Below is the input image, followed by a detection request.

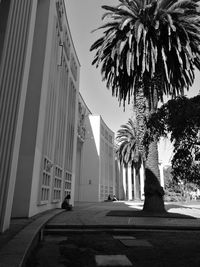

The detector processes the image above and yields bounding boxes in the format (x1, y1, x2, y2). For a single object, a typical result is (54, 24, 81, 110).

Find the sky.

(65, 0, 132, 135)
(65, 0, 200, 164)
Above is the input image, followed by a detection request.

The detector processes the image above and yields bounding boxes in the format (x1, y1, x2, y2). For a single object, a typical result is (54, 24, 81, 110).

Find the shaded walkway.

(1, 201, 200, 266)
(47, 201, 200, 230)
(29, 201, 200, 267)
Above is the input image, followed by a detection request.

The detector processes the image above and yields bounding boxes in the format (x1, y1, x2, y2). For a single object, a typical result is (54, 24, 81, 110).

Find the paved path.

(47, 201, 200, 230)
(1, 201, 200, 267)
(29, 201, 200, 267)
(28, 229, 200, 267)
(0, 209, 63, 267)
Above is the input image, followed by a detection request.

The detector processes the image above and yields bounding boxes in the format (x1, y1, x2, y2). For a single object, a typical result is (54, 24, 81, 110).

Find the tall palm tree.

(90, 0, 200, 211)
(116, 118, 142, 200)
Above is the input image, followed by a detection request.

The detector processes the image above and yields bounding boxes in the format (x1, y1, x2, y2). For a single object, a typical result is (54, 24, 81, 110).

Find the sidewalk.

(30, 201, 200, 267)
(0, 201, 200, 267)
(0, 209, 63, 267)
(47, 201, 200, 230)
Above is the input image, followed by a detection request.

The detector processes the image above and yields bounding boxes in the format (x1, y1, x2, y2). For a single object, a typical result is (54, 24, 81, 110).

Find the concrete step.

(45, 224, 134, 229)
(43, 225, 200, 235)
(43, 227, 151, 235)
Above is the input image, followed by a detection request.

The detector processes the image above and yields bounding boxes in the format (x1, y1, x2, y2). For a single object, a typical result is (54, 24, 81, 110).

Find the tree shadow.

(106, 209, 196, 219)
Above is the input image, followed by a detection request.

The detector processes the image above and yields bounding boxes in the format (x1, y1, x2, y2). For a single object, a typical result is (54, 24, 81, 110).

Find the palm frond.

(90, 0, 200, 108)
(116, 118, 143, 166)
(91, 22, 118, 34)
(101, 5, 121, 13)
(169, 0, 198, 11)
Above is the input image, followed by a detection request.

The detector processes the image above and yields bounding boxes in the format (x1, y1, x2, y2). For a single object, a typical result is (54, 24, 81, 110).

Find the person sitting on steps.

(61, 193, 72, 210)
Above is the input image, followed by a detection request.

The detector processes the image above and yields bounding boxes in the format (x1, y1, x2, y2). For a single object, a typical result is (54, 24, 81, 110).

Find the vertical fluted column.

(127, 165, 133, 200)
(140, 162, 145, 200)
(159, 163, 165, 188)
(133, 168, 137, 200)
(122, 166, 126, 200)
(0, 0, 33, 232)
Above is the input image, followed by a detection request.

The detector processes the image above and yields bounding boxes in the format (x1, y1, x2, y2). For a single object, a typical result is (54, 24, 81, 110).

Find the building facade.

(115, 162, 145, 201)
(115, 161, 165, 201)
(75, 94, 116, 202)
(0, 0, 80, 232)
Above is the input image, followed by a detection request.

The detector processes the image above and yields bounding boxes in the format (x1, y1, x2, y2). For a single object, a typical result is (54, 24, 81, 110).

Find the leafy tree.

(171, 132, 200, 186)
(147, 95, 200, 186)
(163, 165, 173, 187)
(90, 0, 200, 212)
(116, 118, 141, 199)
(163, 165, 183, 202)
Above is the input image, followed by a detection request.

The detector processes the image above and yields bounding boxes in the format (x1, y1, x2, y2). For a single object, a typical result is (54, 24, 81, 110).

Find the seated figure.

(61, 194, 72, 210)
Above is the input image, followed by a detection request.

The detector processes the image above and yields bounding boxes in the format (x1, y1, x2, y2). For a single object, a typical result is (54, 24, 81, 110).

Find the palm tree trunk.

(135, 78, 165, 212)
(134, 165, 141, 200)
(146, 140, 160, 179)
(143, 140, 165, 212)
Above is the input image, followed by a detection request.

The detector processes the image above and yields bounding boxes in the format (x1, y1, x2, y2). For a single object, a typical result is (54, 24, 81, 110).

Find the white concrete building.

(114, 136, 170, 201)
(75, 94, 115, 202)
(115, 160, 165, 201)
(115, 162, 145, 201)
(0, 0, 80, 232)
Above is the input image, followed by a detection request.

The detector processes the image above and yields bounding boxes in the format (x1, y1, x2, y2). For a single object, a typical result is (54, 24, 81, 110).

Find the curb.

(0, 209, 64, 267)
(45, 224, 200, 232)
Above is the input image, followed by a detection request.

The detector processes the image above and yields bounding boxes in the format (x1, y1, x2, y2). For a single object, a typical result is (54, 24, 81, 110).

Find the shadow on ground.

(106, 207, 196, 219)
(26, 231, 200, 267)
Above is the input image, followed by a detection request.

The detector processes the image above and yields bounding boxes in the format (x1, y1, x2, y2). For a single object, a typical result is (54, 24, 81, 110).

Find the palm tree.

(116, 118, 142, 200)
(90, 0, 200, 212)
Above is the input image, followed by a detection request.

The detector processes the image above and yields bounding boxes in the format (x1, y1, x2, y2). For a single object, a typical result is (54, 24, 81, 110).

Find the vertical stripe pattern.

(0, 0, 32, 229)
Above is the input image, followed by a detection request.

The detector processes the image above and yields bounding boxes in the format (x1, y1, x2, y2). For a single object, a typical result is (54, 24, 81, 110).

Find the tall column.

(140, 162, 145, 200)
(11, 0, 51, 218)
(122, 166, 127, 200)
(74, 140, 83, 201)
(0, 0, 37, 232)
(127, 165, 133, 200)
(70, 82, 79, 206)
(159, 162, 165, 188)
(118, 161, 124, 200)
(133, 168, 136, 200)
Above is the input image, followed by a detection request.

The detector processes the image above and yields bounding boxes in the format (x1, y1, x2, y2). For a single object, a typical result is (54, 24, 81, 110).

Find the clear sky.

(65, 0, 132, 135)
(65, 0, 200, 164)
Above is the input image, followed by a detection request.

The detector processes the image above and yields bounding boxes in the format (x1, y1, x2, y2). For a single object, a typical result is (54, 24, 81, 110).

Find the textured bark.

(135, 78, 165, 212)
(135, 80, 146, 158)
(134, 165, 141, 200)
(143, 142, 165, 212)
(146, 140, 160, 181)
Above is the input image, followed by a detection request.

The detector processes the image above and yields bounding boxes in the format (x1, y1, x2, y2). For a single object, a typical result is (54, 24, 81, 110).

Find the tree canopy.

(90, 0, 200, 107)
(146, 94, 200, 185)
(116, 118, 143, 168)
(90, 0, 200, 211)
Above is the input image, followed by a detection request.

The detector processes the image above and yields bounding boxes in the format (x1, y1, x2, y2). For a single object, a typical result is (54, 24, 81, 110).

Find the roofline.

(79, 92, 92, 114)
(63, 1, 81, 67)
(100, 116, 114, 135)
(79, 93, 114, 135)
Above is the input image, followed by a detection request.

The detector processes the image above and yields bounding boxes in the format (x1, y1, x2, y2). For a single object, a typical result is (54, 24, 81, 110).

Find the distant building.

(0, 0, 80, 232)
(75, 94, 115, 202)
